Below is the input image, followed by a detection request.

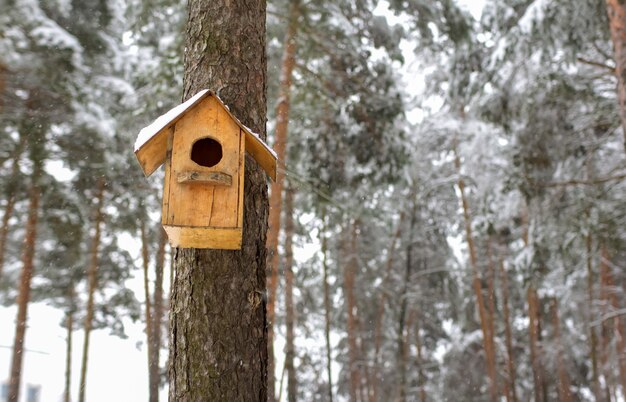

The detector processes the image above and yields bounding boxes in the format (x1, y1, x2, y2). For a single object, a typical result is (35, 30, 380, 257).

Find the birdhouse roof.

(134, 90, 277, 180)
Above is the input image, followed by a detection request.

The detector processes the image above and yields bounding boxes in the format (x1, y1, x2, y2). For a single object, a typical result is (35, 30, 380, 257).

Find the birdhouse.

(134, 90, 277, 249)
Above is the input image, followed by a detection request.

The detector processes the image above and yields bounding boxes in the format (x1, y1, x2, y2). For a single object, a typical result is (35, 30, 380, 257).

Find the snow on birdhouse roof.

(134, 89, 277, 180)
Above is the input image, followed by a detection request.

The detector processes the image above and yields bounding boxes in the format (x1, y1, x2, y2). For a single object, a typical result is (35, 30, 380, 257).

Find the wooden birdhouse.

(134, 90, 277, 249)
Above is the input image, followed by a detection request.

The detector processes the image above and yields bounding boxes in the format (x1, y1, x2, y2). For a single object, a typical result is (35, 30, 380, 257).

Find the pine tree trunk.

(606, 0, 626, 153)
(64, 285, 75, 402)
(498, 258, 518, 402)
(586, 232, 603, 401)
(528, 286, 546, 402)
(7, 160, 41, 402)
(266, 2, 300, 398)
(284, 186, 297, 402)
(453, 142, 498, 402)
(344, 220, 360, 402)
(0, 136, 26, 282)
(320, 208, 334, 402)
(141, 221, 154, 401)
(414, 314, 426, 402)
(169, 1, 269, 400)
(150, 227, 167, 402)
(599, 266, 614, 402)
(551, 298, 573, 402)
(78, 177, 105, 402)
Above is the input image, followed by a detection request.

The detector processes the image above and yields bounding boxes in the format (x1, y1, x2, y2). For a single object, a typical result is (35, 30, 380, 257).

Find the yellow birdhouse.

(134, 90, 277, 249)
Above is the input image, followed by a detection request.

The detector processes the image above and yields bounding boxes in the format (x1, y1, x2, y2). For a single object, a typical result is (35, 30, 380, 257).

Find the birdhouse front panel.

(162, 96, 245, 249)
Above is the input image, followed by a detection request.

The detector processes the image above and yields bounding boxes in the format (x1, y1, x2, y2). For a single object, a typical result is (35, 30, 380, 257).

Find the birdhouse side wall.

(162, 97, 245, 230)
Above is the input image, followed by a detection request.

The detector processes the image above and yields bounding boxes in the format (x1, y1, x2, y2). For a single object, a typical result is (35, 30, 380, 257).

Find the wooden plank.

(135, 128, 168, 177)
(177, 171, 232, 186)
(161, 128, 174, 225)
(237, 130, 245, 227)
(163, 225, 242, 249)
(244, 132, 277, 181)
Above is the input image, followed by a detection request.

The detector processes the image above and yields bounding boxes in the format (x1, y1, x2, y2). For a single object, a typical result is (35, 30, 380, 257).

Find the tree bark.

(586, 232, 602, 401)
(7, 160, 41, 402)
(150, 227, 167, 402)
(551, 298, 573, 402)
(266, 2, 300, 398)
(169, 1, 269, 400)
(528, 286, 546, 402)
(64, 285, 75, 402)
(344, 220, 360, 402)
(605, 0, 626, 153)
(78, 177, 105, 402)
(284, 186, 297, 402)
(498, 259, 518, 402)
(320, 207, 334, 402)
(141, 221, 154, 401)
(414, 313, 427, 402)
(453, 141, 498, 402)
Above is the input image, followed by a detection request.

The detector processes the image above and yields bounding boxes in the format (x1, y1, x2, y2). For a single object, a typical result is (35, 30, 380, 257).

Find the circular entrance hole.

(191, 137, 223, 168)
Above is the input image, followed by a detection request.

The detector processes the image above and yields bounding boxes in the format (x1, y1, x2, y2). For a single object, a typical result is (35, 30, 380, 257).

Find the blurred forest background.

(2, 0, 626, 401)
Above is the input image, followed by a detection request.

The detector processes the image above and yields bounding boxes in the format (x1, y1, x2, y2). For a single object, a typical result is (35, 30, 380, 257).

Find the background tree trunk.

(499, 259, 518, 402)
(168, 1, 269, 400)
(149, 228, 167, 402)
(605, 0, 626, 153)
(344, 220, 360, 402)
(320, 208, 334, 402)
(78, 177, 105, 402)
(284, 186, 297, 402)
(64, 285, 75, 402)
(266, 1, 300, 398)
(7, 160, 41, 402)
(141, 221, 154, 401)
(551, 298, 573, 402)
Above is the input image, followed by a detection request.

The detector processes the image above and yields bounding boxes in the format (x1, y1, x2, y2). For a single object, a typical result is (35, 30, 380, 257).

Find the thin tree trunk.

(586, 232, 602, 401)
(528, 286, 546, 402)
(284, 186, 297, 402)
(78, 177, 105, 402)
(0, 136, 26, 282)
(7, 161, 41, 402)
(64, 284, 75, 402)
(141, 221, 154, 401)
(414, 313, 426, 402)
(169, 1, 269, 399)
(344, 220, 360, 402)
(266, 2, 300, 399)
(599, 265, 614, 402)
(551, 298, 573, 402)
(149, 227, 167, 402)
(605, 0, 626, 153)
(320, 207, 334, 402)
(498, 258, 518, 402)
(453, 141, 498, 402)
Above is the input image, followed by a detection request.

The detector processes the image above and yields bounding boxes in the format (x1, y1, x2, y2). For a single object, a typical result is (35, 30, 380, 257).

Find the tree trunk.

(78, 177, 105, 402)
(7, 160, 41, 402)
(528, 286, 546, 402)
(150, 227, 167, 402)
(284, 186, 297, 402)
(64, 285, 75, 402)
(498, 258, 518, 402)
(0, 136, 26, 282)
(586, 232, 602, 401)
(605, 0, 626, 153)
(344, 220, 360, 402)
(551, 298, 573, 402)
(169, 1, 269, 400)
(414, 313, 427, 402)
(453, 141, 498, 402)
(266, 2, 300, 398)
(599, 265, 614, 402)
(320, 207, 334, 402)
(141, 220, 156, 402)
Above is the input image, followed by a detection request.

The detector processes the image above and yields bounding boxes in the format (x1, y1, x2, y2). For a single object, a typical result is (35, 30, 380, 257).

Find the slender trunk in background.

(396, 202, 416, 402)
(498, 259, 518, 402)
(599, 266, 614, 402)
(344, 220, 360, 402)
(149, 228, 167, 402)
(486, 238, 497, 358)
(284, 186, 297, 402)
(0, 136, 26, 282)
(585, 232, 602, 401)
(320, 208, 334, 402)
(605, 0, 626, 153)
(7, 160, 41, 402)
(551, 298, 573, 402)
(528, 286, 546, 402)
(266, 2, 300, 398)
(64, 285, 75, 402)
(354, 316, 371, 402)
(453, 141, 498, 402)
(414, 313, 427, 402)
(372, 210, 405, 402)
(601, 246, 626, 394)
(169, 1, 269, 399)
(140, 221, 154, 400)
(78, 177, 105, 402)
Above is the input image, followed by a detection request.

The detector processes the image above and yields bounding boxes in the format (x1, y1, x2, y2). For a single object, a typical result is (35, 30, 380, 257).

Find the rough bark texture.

(320, 209, 334, 402)
(78, 177, 105, 402)
(344, 220, 360, 402)
(284, 186, 297, 402)
(7, 163, 40, 402)
(265, 2, 299, 398)
(169, 1, 269, 400)
(606, 0, 626, 153)
(150, 228, 167, 402)
(454, 142, 498, 402)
